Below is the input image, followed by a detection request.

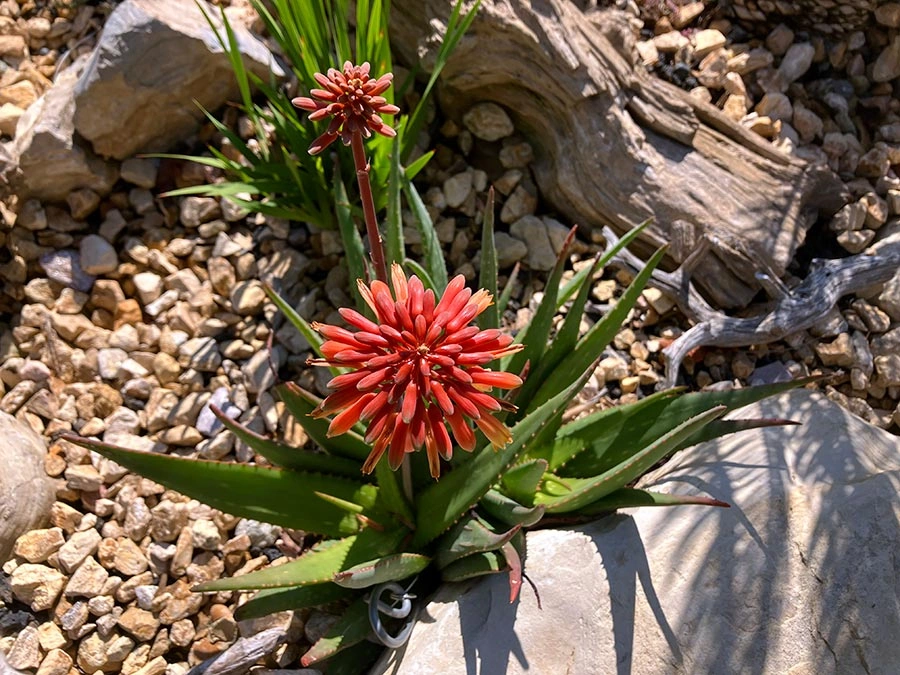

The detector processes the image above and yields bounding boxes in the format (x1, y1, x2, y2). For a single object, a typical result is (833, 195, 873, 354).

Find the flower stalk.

(350, 130, 388, 282)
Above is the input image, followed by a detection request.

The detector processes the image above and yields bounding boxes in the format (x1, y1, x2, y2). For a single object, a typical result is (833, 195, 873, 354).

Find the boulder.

(0, 412, 56, 563)
(371, 390, 900, 674)
(73, 0, 283, 159)
(3, 58, 118, 203)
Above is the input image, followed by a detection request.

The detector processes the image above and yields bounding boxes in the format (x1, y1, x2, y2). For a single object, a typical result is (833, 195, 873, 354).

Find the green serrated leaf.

(333, 553, 431, 589)
(276, 382, 370, 461)
(559, 377, 814, 478)
(535, 406, 728, 513)
(434, 515, 520, 569)
(263, 286, 342, 378)
(334, 169, 370, 312)
(385, 131, 404, 266)
(234, 583, 354, 621)
(301, 595, 371, 667)
(323, 639, 384, 675)
(504, 227, 577, 382)
(62, 434, 375, 538)
(527, 245, 667, 413)
(500, 459, 547, 505)
(572, 487, 730, 516)
(441, 550, 505, 583)
(212, 407, 365, 477)
(478, 187, 499, 330)
(195, 527, 406, 592)
(403, 176, 448, 292)
(479, 489, 546, 528)
(374, 455, 414, 524)
(412, 363, 595, 547)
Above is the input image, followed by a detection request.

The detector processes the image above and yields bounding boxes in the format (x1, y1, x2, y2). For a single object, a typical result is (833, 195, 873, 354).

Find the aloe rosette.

(64, 213, 802, 670)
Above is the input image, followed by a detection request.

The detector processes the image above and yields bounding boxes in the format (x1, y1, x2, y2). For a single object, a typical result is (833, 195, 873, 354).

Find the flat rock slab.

(371, 390, 900, 674)
(0, 412, 56, 562)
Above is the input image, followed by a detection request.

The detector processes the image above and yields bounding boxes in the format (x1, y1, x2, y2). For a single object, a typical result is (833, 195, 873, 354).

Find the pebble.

(493, 231, 528, 269)
(179, 197, 221, 228)
(65, 556, 109, 599)
(118, 606, 160, 642)
(10, 563, 65, 611)
(36, 649, 73, 675)
(13, 527, 65, 563)
(462, 102, 514, 141)
(873, 35, 900, 83)
(443, 171, 473, 208)
(191, 519, 222, 551)
(231, 280, 267, 315)
(120, 158, 158, 188)
(39, 250, 96, 293)
(57, 528, 102, 573)
(6, 624, 41, 670)
(114, 538, 149, 576)
(178, 337, 221, 372)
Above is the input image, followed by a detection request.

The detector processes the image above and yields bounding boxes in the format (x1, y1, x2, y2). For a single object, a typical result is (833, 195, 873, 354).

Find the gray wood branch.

(604, 224, 900, 388)
(390, 0, 846, 308)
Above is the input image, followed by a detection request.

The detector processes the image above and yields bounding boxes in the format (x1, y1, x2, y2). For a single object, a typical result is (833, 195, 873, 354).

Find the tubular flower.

(309, 264, 524, 479)
(292, 61, 400, 155)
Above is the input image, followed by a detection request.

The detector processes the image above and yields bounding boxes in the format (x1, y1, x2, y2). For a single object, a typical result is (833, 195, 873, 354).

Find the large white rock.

(371, 390, 900, 674)
(0, 412, 56, 562)
(73, 0, 283, 159)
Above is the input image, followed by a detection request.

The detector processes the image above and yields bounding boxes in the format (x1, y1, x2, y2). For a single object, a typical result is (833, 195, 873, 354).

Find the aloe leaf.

(403, 258, 438, 293)
(684, 417, 800, 447)
(333, 553, 431, 589)
(441, 550, 505, 583)
(334, 170, 370, 312)
(497, 262, 520, 317)
(276, 382, 370, 461)
(479, 489, 546, 528)
(374, 457, 414, 524)
(301, 595, 371, 667)
(572, 487, 730, 516)
(434, 516, 520, 569)
(62, 434, 373, 538)
(195, 528, 406, 591)
(504, 227, 577, 379)
(412, 364, 595, 547)
(559, 377, 814, 478)
(478, 187, 499, 330)
(262, 285, 343, 378)
(525, 388, 682, 471)
(503, 531, 525, 603)
(385, 131, 404, 266)
(528, 245, 667, 413)
(404, 150, 434, 180)
(234, 584, 354, 621)
(323, 640, 384, 675)
(211, 406, 365, 477)
(535, 406, 728, 513)
(403, 176, 448, 292)
(499, 459, 547, 506)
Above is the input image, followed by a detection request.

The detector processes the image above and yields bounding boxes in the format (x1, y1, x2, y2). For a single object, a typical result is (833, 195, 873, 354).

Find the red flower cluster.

(310, 265, 523, 478)
(292, 61, 400, 155)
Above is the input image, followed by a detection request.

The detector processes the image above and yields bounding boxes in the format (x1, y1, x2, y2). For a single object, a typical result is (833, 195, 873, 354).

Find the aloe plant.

(63, 215, 802, 668)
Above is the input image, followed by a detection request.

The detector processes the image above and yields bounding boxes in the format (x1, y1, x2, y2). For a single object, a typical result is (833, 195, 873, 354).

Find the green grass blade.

(478, 188, 499, 329)
(572, 488, 730, 517)
(62, 434, 374, 538)
(404, 150, 434, 180)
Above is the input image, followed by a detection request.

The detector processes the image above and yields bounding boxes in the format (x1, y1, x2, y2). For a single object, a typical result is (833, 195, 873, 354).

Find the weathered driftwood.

(605, 226, 900, 388)
(390, 0, 845, 308)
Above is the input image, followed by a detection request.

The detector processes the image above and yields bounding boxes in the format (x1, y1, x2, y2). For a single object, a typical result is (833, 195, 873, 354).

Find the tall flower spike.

(309, 265, 524, 479)
(292, 61, 400, 155)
